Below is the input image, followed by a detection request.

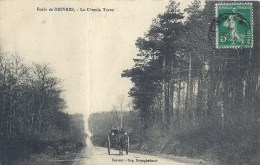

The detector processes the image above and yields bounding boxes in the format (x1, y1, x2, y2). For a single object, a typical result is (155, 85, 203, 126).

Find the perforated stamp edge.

(215, 2, 254, 49)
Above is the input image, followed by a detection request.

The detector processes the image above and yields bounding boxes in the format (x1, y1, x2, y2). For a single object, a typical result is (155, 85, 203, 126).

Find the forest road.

(71, 139, 209, 165)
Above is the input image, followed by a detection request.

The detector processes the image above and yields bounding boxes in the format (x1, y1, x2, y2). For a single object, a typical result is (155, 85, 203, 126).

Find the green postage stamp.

(216, 3, 253, 49)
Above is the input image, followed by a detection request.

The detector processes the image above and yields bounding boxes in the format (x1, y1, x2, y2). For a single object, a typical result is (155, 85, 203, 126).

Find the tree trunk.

(162, 55, 166, 126)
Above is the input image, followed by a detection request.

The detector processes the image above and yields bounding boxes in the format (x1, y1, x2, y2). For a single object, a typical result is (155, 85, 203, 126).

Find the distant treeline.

(0, 51, 87, 165)
(88, 111, 141, 147)
(91, 1, 259, 165)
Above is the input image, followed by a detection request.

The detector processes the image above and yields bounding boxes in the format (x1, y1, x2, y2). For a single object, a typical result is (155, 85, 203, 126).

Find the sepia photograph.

(0, 0, 259, 164)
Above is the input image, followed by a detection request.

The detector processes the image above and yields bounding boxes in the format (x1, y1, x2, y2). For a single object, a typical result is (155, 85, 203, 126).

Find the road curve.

(72, 139, 208, 165)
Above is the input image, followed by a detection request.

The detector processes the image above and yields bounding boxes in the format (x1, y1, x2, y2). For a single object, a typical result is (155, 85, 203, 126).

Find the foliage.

(121, 1, 260, 164)
(0, 51, 87, 165)
(88, 111, 141, 149)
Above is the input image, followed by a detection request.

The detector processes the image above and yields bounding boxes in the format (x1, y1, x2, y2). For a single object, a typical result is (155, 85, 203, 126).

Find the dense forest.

(122, 0, 259, 164)
(90, 1, 260, 165)
(0, 50, 87, 165)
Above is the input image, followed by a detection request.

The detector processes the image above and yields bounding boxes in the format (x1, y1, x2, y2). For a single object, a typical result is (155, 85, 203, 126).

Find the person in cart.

(108, 127, 129, 155)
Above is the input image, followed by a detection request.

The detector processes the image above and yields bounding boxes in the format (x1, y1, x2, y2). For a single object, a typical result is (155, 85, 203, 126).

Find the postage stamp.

(216, 3, 253, 49)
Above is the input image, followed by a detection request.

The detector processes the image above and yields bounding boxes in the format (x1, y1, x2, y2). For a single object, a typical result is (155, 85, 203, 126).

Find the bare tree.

(117, 95, 125, 129)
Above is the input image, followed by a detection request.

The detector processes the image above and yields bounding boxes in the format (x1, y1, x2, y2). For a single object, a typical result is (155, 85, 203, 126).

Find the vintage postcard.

(0, 0, 259, 165)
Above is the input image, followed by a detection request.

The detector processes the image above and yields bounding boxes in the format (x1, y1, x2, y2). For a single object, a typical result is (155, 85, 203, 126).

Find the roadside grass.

(13, 150, 82, 165)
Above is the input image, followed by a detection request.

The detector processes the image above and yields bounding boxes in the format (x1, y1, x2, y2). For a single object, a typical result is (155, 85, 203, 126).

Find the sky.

(0, 0, 195, 127)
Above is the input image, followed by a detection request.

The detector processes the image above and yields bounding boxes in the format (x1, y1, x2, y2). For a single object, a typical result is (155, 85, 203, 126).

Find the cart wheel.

(119, 148, 123, 155)
(108, 136, 111, 155)
(126, 136, 129, 155)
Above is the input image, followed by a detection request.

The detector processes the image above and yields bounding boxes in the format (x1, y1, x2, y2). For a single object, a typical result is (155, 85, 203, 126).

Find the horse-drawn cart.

(107, 128, 129, 155)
